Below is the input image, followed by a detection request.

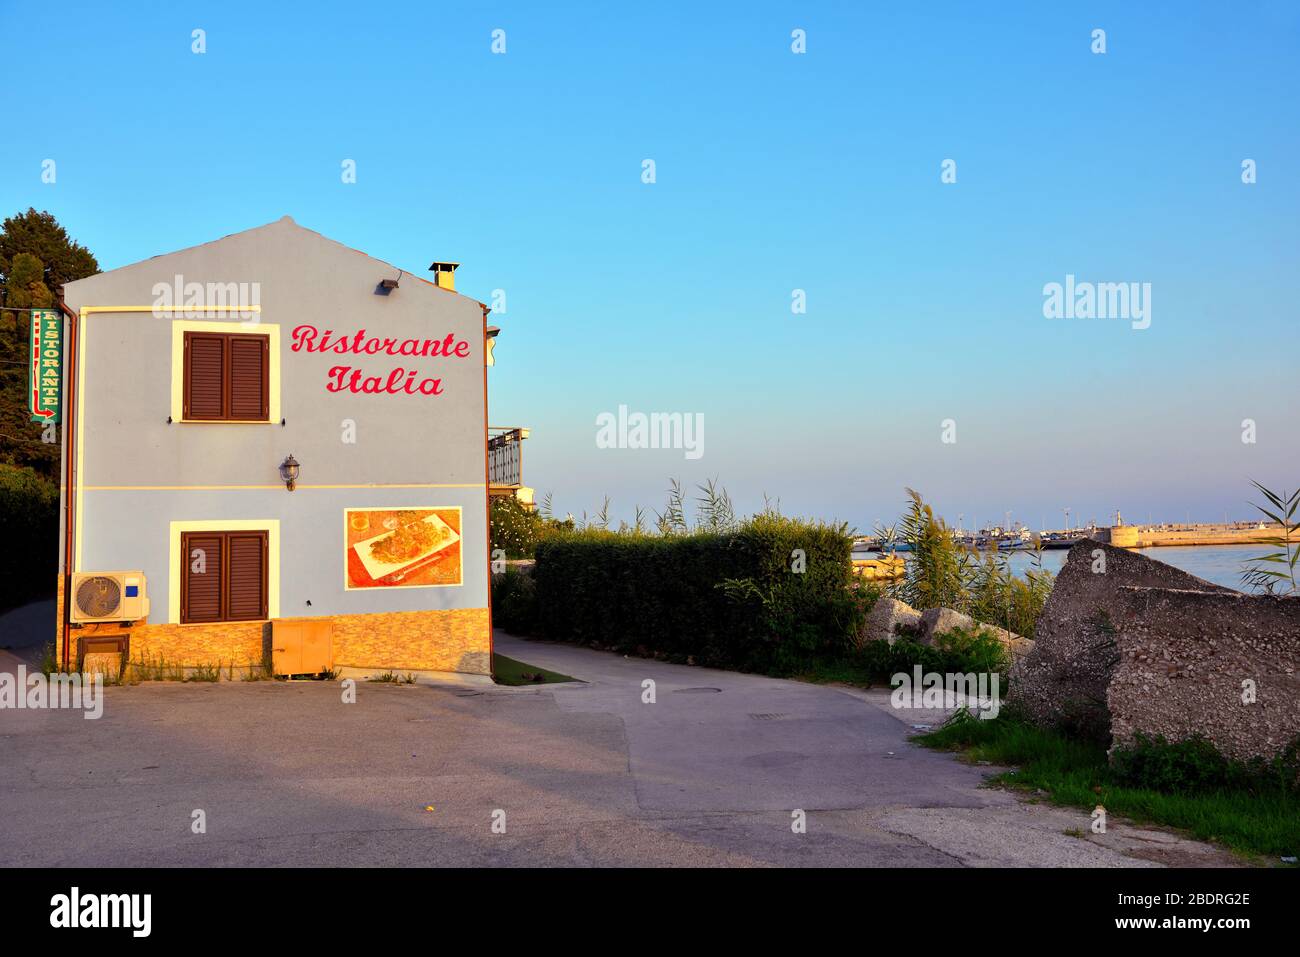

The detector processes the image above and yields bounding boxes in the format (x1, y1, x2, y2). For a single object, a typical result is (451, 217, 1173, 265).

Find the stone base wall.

(128, 620, 268, 670)
(329, 607, 490, 675)
(59, 594, 491, 677)
(54, 578, 64, 656)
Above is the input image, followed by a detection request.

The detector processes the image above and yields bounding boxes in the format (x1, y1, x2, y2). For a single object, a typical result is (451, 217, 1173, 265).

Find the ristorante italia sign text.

(29, 310, 62, 422)
(290, 325, 471, 395)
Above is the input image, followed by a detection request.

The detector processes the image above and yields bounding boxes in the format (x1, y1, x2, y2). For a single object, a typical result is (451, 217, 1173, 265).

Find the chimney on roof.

(429, 261, 459, 292)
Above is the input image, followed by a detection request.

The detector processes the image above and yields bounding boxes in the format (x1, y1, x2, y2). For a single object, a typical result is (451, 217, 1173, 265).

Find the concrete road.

(0, 629, 1236, 867)
(0, 599, 53, 664)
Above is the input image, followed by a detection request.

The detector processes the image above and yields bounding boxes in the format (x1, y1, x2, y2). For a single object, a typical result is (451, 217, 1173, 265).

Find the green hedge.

(524, 514, 862, 673)
(0, 464, 59, 610)
(492, 566, 538, 635)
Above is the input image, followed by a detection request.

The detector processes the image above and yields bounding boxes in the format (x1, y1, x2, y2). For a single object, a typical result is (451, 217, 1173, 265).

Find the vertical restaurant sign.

(28, 309, 61, 423)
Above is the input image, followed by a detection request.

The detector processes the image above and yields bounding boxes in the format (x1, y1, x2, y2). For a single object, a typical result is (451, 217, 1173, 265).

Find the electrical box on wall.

(272, 619, 333, 676)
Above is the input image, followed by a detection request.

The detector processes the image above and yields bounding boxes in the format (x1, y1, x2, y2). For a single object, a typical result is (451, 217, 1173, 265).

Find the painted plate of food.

(351, 511, 461, 584)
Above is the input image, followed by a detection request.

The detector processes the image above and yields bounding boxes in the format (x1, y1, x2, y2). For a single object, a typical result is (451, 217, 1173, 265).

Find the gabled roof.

(66, 215, 488, 310)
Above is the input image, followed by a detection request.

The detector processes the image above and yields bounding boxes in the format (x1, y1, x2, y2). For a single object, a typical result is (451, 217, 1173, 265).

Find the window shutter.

(229, 336, 268, 420)
(182, 533, 224, 623)
(226, 532, 268, 620)
(185, 334, 226, 420)
(183, 332, 269, 421)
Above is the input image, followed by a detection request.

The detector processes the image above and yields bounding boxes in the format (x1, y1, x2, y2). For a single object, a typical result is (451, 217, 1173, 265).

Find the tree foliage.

(0, 208, 99, 299)
(5, 253, 53, 309)
(0, 464, 59, 609)
(0, 209, 99, 481)
(490, 495, 545, 559)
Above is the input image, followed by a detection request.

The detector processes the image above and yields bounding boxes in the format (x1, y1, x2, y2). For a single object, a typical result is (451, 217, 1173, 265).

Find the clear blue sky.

(4, 1, 1297, 532)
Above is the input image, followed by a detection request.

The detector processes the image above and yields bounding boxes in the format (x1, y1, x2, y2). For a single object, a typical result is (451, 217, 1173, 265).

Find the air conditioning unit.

(69, 571, 150, 624)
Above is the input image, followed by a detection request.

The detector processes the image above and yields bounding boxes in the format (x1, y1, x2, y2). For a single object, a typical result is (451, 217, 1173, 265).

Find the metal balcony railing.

(487, 426, 529, 488)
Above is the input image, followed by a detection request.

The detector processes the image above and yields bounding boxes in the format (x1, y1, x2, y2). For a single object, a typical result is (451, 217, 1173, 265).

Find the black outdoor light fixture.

(279, 454, 300, 491)
(380, 277, 399, 290)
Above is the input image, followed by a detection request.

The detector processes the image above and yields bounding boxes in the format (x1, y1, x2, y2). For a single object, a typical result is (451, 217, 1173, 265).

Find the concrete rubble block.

(860, 597, 922, 646)
(1003, 634, 1036, 661)
(918, 607, 1034, 660)
(1008, 538, 1300, 762)
(1104, 585, 1300, 762)
(919, 607, 976, 645)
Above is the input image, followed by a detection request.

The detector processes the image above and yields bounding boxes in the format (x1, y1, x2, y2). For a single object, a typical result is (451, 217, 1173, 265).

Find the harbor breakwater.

(1103, 524, 1280, 549)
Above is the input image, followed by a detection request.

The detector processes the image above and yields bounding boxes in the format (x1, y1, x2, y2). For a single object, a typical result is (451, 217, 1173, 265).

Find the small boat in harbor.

(1039, 533, 1087, 550)
(852, 537, 913, 553)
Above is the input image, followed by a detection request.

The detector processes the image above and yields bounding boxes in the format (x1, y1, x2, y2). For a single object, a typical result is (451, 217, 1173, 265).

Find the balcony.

(487, 426, 533, 507)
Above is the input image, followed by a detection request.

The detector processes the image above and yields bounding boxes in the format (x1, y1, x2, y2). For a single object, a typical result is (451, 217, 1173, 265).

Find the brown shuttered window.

(183, 332, 269, 421)
(181, 533, 224, 623)
(186, 336, 225, 419)
(226, 533, 267, 620)
(181, 530, 268, 624)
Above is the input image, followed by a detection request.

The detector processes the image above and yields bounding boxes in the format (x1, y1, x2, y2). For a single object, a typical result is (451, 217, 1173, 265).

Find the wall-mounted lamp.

(376, 272, 402, 296)
(279, 454, 301, 491)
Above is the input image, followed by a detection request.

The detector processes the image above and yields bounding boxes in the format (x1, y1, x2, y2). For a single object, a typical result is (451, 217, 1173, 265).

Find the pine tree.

(0, 210, 99, 480)
(0, 208, 99, 304)
(5, 253, 54, 308)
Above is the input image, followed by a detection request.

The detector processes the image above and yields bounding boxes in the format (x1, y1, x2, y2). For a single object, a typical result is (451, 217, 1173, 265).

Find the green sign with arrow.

(28, 309, 62, 423)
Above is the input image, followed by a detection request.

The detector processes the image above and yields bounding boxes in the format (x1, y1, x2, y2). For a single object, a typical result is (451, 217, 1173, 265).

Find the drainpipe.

(53, 302, 258, 669)
(54, 297, 78, 671)
(481, 303, 494, 677)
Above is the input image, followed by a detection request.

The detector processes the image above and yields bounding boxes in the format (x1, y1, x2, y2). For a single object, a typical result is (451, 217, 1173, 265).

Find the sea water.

(853, 543, 1276, 592)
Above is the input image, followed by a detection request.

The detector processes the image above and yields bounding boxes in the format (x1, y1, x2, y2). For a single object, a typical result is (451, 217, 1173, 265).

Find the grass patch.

(791, 632, 1012, 691)
(790, 656, 883, 688)
(492, 653, 576, 686)
(185, 663, 222, 683)
(920, 709, 1300, 860)
(236, 658, 273, 681)
(240, 662, 268, 682)
(122, 656, 274, 682)
(39, 641, 59, 676)
(124, 654, 186, 682)
(367, 671, 416, 684)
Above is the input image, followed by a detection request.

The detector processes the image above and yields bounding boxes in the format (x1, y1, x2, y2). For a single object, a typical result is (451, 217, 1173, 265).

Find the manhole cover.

(672, 687, 722, 694)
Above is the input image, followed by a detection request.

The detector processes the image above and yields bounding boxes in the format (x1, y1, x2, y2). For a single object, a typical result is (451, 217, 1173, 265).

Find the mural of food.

(344, 508, 462, 589)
